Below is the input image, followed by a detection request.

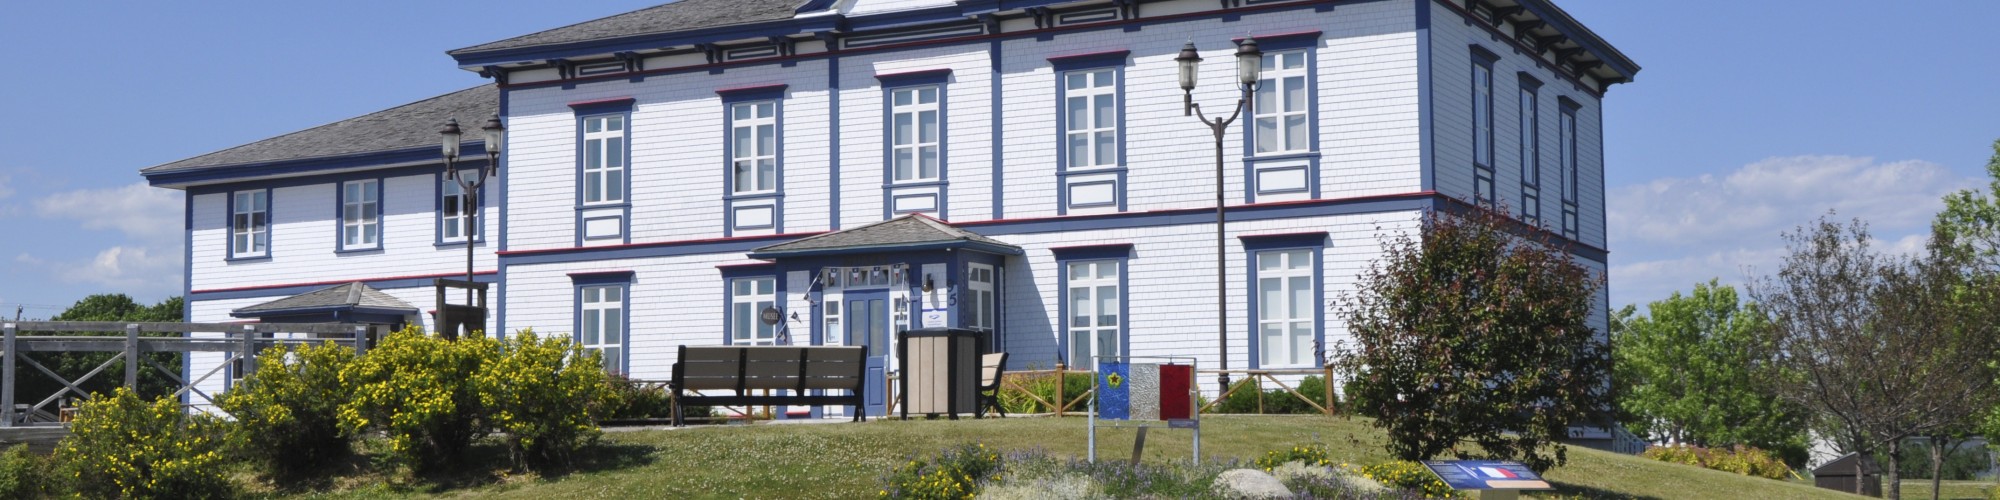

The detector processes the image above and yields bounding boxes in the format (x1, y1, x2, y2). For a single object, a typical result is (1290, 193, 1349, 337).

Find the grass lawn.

(1894, 479, 1997, 500)
(290, 415, 1891, 499)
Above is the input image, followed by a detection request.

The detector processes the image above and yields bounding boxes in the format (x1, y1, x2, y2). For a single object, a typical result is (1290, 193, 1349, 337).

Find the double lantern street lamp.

(440, 115, 506, 305)
(1176, 37, 1262, 396)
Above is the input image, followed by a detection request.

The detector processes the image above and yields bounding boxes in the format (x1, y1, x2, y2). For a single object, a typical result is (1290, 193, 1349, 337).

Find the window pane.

(1096, 285, 1118, 326)
(733, 126, 752, 158)
(1290, 276, 1312, 320)
(919, 87, 936, 104)
(1070, 288, 1090, 327)
(364, 224, 377, 244)
(1292, 322, 1314, 366)
(1093, 95, 1114, 129)
(1255, 117, 1277, 153)
(1067, 96, 1088, 130)
(733, 280, 750, 296)
(920, 146, 938, 179)
(607, 170, 624, 200)
(758, 124, 775, 156)
(587, 119, 602, 133)
(757, 278, 773, 294)
(1071, 336, 1091, 368)
(894, 113, 912, 145)
(1285, 115, 1307, 151)
(1283, 77, 1305, 112)
(1260, 278, 1281, 320)
(602, 348, 620, 372)
(1066, 72, 1087, 90)
(1255, 84, 1276, 114)
(1068, 133, 1089, 167)
(894, 90, 912, 106)
(586, 141, 602, 169)
(894, 149, 913, 180)
(605, 287, 621, 302)
(734, 161, 753, 191)
(584, 312, 601, 345)
(585, 174, 602, 202)
(607, 116, 623, 131)
(733, 104, 750, 120)
(608, 137, 624, 168)
(1095, 131, 1115, 166)
(1093, 70, 1113, 88)
(1284, 52, 1303, 69)
(758, 102, 774, 118)
(919, 111, 937, 143)
(1287, 250, 1312, 269)
(1099, 262, 1118, 279)
(1096, 330, 1117, 362)
(1068, 263, 1087, 280)
(758, 159, 776, 190)
(733, 303, 750, 339)
(1261, 324, 1283, 364)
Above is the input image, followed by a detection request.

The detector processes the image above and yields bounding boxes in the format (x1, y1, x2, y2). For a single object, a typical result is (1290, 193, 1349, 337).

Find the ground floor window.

(1255, 249, 1317, 367)
(1065, 260, 1120, 370)
(579, 285, 624, 372)
(967, 263, 997, 349)
(731, 277, 777, 345)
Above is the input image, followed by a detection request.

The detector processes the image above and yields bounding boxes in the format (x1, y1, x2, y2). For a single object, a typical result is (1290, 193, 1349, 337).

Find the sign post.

(1087, 355, 1200, 464)
(1420, 460, 1553, 500)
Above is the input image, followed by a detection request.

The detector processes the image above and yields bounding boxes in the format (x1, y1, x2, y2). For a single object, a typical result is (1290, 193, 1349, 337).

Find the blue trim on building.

(989, 38, 1005, 220)
(224, 188, 272, 261)
(181, 192, 194, 407)
(1416, 0, 1433, 192)
(879, 73, 950, 220)
(1240, 234, 1327, 370)
(720, 87, 788, 236)
(145, 144, 481, 187)
(575, 106, 635, 245)
(571, 272, 633, 374)
(334, 178, 385, 253)
(1238, 34, 1322, 204)
(190, 273, 498, 301)
(749, 239, 1023, 260)
(1049, 243, 1132, 261)
(497, 88, 510, 336)
(1051, 51, 1129, 215)
(828, 54, 843, 230)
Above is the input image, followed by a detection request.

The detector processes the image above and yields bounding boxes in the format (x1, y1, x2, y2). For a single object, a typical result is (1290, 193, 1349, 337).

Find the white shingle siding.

(187, 174, 496, 291)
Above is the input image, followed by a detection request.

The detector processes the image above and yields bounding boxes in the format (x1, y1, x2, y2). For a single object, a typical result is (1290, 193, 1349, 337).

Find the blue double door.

(845, 291, 893, 416)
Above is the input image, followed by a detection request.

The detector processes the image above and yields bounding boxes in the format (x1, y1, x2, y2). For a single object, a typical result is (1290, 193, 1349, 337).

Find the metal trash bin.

(898, 328, 983, 419)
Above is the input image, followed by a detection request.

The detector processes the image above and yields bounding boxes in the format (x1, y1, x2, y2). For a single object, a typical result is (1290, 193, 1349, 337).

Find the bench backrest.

(676, 345, 868, 393)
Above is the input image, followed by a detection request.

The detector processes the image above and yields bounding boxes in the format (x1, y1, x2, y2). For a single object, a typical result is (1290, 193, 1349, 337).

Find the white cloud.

(33, 182, 181, 244)
(63, 246, 179, 291)
(1607, 155, 1979, 308)
(0, 174, 14, 200)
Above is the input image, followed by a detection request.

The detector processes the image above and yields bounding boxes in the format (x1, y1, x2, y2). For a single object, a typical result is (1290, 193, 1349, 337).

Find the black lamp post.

(1176, 37, 1262, 397)
(440, 115, 504, 308)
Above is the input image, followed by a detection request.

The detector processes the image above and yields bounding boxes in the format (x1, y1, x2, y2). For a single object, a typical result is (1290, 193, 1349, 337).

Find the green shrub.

(1641, 444, 1793, 480)
(996, 370, 1092, 414)
(218, 340, 358, 478)
(1341, 377, 1378, 418)
(0, 444, 56, 499)
(1255, 442, 1335, 470)
(473, 329, 614, 471)
(340, 326, 498, 472)
(880, 442, 1001, 499)
(55, 388, 232, 500)
(601, 375, 714, 421)
(1357, 460, 1461, 498)
(1214, 376, 1332, 414)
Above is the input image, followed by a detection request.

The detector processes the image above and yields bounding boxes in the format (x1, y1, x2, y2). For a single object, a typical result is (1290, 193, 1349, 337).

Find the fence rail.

(0, 321, 374, 427)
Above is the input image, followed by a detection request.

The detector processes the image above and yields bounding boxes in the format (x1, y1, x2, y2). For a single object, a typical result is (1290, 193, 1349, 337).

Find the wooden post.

(1054, 363, 1066, 417)
(1323, 366, 1336, 416)
(3, 323, 15, 428)
(239, 326, 257, 380)
(1255, 375, 1264, 414)
(124, 324, 140, 390)
(352, 326, 369, 357)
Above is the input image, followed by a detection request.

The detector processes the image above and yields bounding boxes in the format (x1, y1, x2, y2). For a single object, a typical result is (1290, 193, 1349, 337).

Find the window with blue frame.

(1050, 50, 1129, 214)
(1065, 260, 1120, 371)
(1470, 46, 1498, 208)
(1242, 233, 1324, 369)
(1253, 50, 1310, 154)
(730, 277, 777, 345)
(1559, 97, 1580, 238)
(572, 271, 632, 373)
(440, 179, 477, 242)
(581, 115, 626, 205)
(1065, 69, 1118, 170)
(339, 179, 380, 250)
(890, 86, 941, 183)
(230, 190, 269, 259)
(731, 101, 780, 194)
(1518, 74, 1542, 224)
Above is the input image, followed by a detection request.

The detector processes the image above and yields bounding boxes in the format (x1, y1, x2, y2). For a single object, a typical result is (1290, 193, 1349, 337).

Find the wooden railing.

(1197, 367, 1339, 416)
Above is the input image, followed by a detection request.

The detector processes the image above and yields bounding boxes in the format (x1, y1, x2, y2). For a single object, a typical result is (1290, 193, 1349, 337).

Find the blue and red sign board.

(1420, 460, 1551, 490)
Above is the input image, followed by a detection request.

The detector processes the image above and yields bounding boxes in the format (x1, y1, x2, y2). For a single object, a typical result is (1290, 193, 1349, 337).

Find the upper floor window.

(1065, 69, 1118, 169)
(730, 277, 777, 346)
(230, 190, 268, 259)
(441, 180, 476, 242)
(340, 180, 380, 250)
(582, 115, 626, 204)
(1518, 76, 1542, 224)
(1253, 51, 1309, 154)
(890, 86, 941, 182)
(1472, 61, 1494, 168)
(1559, 102, 1579, 203)
(731, 101, 779, 194)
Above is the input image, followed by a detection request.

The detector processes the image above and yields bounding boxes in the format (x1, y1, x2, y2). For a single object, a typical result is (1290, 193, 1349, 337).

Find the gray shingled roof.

(143, 84, 498, 174)
(753, 214, 1021, 256)
(232, 282, 418, 317)
(450, 0, 802, 55)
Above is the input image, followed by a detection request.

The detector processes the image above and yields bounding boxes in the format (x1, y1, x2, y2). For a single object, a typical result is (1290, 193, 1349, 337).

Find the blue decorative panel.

(1099, 361, 1131, 420)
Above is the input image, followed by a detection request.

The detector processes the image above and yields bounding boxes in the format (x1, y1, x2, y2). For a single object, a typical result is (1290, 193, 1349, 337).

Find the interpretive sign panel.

(1421, 460, 1551, 490)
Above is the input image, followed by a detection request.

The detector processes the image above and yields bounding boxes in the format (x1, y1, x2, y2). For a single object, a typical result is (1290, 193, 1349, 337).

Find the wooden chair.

(975, 352, 1009, 418)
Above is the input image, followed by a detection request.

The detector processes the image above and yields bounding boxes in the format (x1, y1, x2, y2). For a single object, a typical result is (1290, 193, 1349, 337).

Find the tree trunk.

(1886, 439, 1901, 500)
(1854, 447, 1866, 496)
(1929, 435, 1943, 500)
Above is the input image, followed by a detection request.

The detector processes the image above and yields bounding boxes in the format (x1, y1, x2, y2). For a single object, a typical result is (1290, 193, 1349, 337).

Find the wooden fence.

(0, 321, 372, 427)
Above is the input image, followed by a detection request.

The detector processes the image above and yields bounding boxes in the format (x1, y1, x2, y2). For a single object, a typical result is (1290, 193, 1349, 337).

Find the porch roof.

(748, 214, 1023, 259)
(230, 282, 419, 318)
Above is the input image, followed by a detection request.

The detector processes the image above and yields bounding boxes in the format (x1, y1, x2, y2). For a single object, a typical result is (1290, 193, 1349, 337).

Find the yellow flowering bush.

(218, 340, 357, 477)
(1254, 443, 1335, 469)
(473, 329, 614, 471)
(339, 326, 498, 472)
(1356, 461, 1462, 498)
(54, 388, 232, 499)
(880, 442, 1001, 499)
(1640, 444, 1792, 480)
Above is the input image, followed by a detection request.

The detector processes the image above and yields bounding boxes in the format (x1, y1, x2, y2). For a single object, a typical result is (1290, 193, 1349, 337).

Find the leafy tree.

(1611, 280, 1809, 466)
(17, 294, 185, 406)
(1931, 138, 2000, 490)
(1750, 216, 2000, 499)
(1335, 208, 1610, 473)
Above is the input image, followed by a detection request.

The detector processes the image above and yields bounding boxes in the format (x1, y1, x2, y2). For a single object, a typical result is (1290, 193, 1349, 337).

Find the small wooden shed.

(1812, 452, 1882, 497)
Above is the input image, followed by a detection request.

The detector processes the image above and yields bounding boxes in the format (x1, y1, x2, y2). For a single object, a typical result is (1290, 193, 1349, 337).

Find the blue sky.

(0, 1, 1995, 317)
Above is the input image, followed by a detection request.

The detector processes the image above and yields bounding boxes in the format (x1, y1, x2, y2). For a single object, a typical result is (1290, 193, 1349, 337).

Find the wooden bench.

(670, 345, 869, 426)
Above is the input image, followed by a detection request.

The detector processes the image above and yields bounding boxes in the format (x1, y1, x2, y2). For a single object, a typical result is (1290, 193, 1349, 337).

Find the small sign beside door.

(760, 306, 782, 325)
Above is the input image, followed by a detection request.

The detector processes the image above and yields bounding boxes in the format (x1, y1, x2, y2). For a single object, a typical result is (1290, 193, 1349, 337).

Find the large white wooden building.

(143, 0, 1637, 416)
